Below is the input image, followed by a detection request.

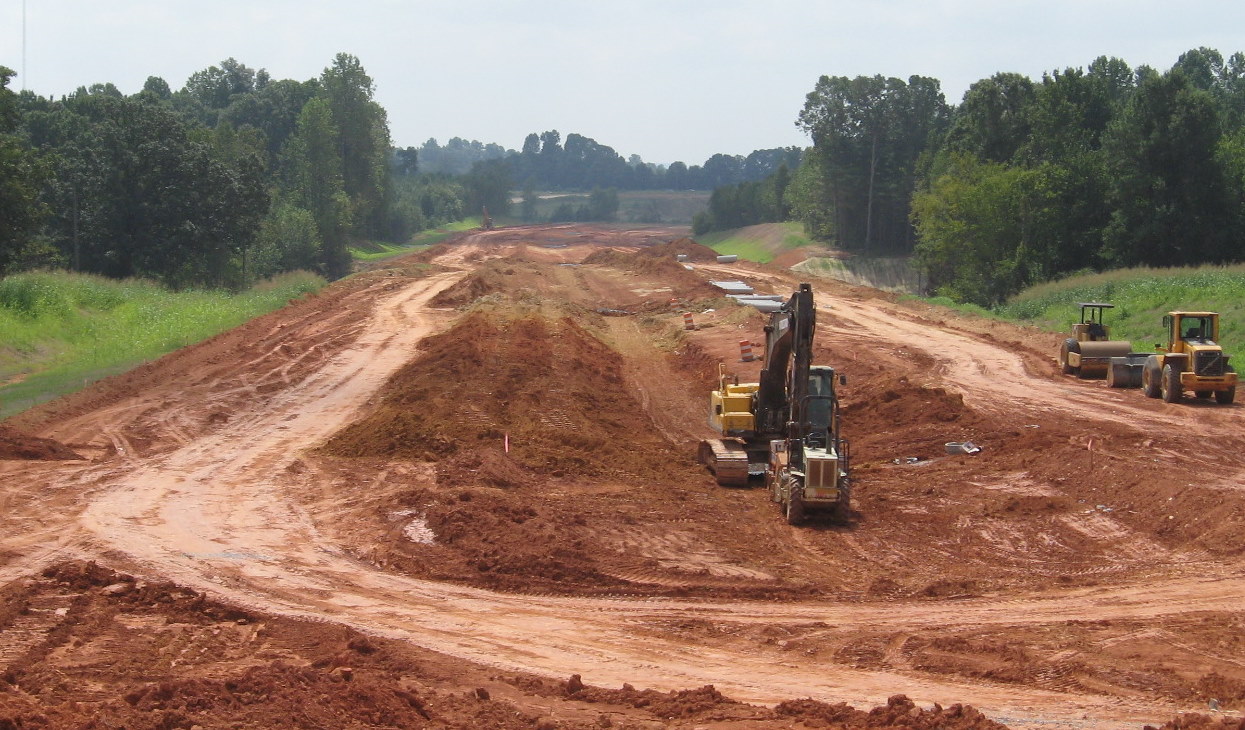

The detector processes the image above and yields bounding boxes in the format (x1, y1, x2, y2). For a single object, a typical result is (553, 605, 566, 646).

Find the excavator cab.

(803, 367, 838, 435)
(801, 394, 834, 451)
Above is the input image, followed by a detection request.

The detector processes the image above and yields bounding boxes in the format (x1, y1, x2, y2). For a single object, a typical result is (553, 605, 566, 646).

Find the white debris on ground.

(390, 509, 437, 544)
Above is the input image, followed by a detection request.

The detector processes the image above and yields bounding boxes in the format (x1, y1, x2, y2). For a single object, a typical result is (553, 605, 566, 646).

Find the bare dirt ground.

(2, 223, 1245, 729)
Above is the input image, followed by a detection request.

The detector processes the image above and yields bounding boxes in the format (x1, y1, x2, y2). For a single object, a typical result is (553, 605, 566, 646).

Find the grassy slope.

(1, 220, 473, 420)
(348, 220, 478, 261)
(698, 222, 812, 263)
(697, 222, 1245, 356)
(0, 271, 325, 419)
(995, 265, 1245, 354)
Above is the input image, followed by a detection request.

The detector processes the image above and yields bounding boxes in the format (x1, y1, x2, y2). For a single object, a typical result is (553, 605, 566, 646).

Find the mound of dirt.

(581, 247, 718, 299)
(775, 694, 1008, 729)
(670, 338, 724, 387)
(771, 247, 817, 268)
(429, 268, 505, 308)
(407, 241, 454, 263)
(323, 310, 688, 481)
(640, 237, 721, 263)
(0, 562, 624, 728)
(2, 562, 1020, 730)
(517, 677, 762, 720)
(412, 486, 626, 591)
(0, 426, 82, 460)
(1145, 716, 1245, 730)
(435, 446, 533, 489)
(843, 376, 987, 461)
(844, 376, 972, 429)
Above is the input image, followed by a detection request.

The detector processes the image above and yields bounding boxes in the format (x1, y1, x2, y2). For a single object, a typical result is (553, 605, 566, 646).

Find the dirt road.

(2, 224, 1243, 729)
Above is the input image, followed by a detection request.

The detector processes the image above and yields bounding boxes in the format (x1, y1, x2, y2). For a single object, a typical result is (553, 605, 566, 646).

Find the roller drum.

(1107, 357, 1144, 388)
(1078, 341, 1133, 359)
(1072, 340, 1131, 377)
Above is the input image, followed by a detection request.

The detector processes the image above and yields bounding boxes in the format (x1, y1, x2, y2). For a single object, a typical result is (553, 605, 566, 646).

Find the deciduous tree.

(0, 67, 49, 275)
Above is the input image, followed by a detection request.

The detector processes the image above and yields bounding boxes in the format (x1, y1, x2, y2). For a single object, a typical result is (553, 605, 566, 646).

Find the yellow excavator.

(698, 283, 850, 524)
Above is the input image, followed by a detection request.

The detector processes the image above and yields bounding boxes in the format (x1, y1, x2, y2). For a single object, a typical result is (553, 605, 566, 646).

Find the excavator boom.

(699, 283, 850, 523)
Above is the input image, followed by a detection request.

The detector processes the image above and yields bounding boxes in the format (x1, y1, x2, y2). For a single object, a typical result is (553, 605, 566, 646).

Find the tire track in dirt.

(3, 241, 1242, 729)
(31, 268, 1222, 728)
(700, 263, 1243, 437)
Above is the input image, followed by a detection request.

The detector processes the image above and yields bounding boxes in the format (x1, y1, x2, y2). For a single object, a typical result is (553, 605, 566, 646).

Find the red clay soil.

(0, 560, 1020, 730)
(3, 224, 1245, 729)
(318, 308, 734, 595)
(581, 246, 720, 298)
(0, 426, 81, 460)
(637, 237, 722, 262)
(323, 310, 691, 480)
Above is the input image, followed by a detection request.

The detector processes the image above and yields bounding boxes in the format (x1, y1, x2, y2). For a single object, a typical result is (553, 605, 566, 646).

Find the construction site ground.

(1, 223, 1243, 730)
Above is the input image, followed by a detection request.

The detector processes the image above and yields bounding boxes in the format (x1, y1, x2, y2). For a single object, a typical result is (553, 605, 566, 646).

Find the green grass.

(994, 264, 1245, 354)
(0, 270, 326, 419)
(705, 237, 777, 263)
(436, 219, 479, 233)
(348, 220, 479, 262)
(902, 294, 999, 320)
(349, 241, 429, 261)
(699, 222, 813, 264)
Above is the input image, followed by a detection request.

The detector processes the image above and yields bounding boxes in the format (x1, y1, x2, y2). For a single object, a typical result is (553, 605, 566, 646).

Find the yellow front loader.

(1141, 312, 1236, 404)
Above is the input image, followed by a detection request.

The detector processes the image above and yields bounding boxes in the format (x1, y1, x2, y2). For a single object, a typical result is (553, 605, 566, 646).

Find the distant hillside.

(793, 256, 923, 294)
(513, 191, 709, 225)
(699, 223, 923, 294)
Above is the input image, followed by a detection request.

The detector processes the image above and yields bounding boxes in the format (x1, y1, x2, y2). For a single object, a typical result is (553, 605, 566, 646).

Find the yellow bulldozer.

(1139, 311, 1237, 404)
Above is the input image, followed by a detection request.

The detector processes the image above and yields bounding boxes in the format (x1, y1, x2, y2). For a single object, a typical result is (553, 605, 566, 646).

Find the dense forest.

(7, 48, 1245, 304)
(700, 47, 1245, 306)
(0, 55, 787, 290)
(0, 54, 460, 288)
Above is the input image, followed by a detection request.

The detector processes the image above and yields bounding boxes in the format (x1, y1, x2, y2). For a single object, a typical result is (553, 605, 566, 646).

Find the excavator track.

(698, 439, 751, 486)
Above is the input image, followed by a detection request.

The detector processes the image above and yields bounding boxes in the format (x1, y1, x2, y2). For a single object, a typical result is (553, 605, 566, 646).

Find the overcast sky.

(4, 1, 1245, 165)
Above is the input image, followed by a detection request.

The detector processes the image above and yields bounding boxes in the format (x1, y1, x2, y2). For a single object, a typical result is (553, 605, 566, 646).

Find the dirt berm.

(2, 224, 1245, 729)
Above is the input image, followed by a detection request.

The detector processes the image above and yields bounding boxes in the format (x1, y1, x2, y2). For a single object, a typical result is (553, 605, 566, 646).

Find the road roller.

(1058, 303, 1134, 379)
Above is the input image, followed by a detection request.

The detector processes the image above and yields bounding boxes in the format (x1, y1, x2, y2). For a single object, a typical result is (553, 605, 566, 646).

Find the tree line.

(702, 48, 1245, 307)
(1, 55, 469, 289)
(1, 52, 804, 289)
(411, 132, 800, 192)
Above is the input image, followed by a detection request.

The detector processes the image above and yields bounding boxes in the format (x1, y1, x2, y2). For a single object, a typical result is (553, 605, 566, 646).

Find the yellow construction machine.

(699, 283, 850, 524)
(1058, 303, 1133, 378)
(1139, 312, 1236, 404)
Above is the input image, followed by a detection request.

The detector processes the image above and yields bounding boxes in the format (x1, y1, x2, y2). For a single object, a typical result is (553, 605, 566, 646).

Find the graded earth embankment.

(2, 224, 1244, 729)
